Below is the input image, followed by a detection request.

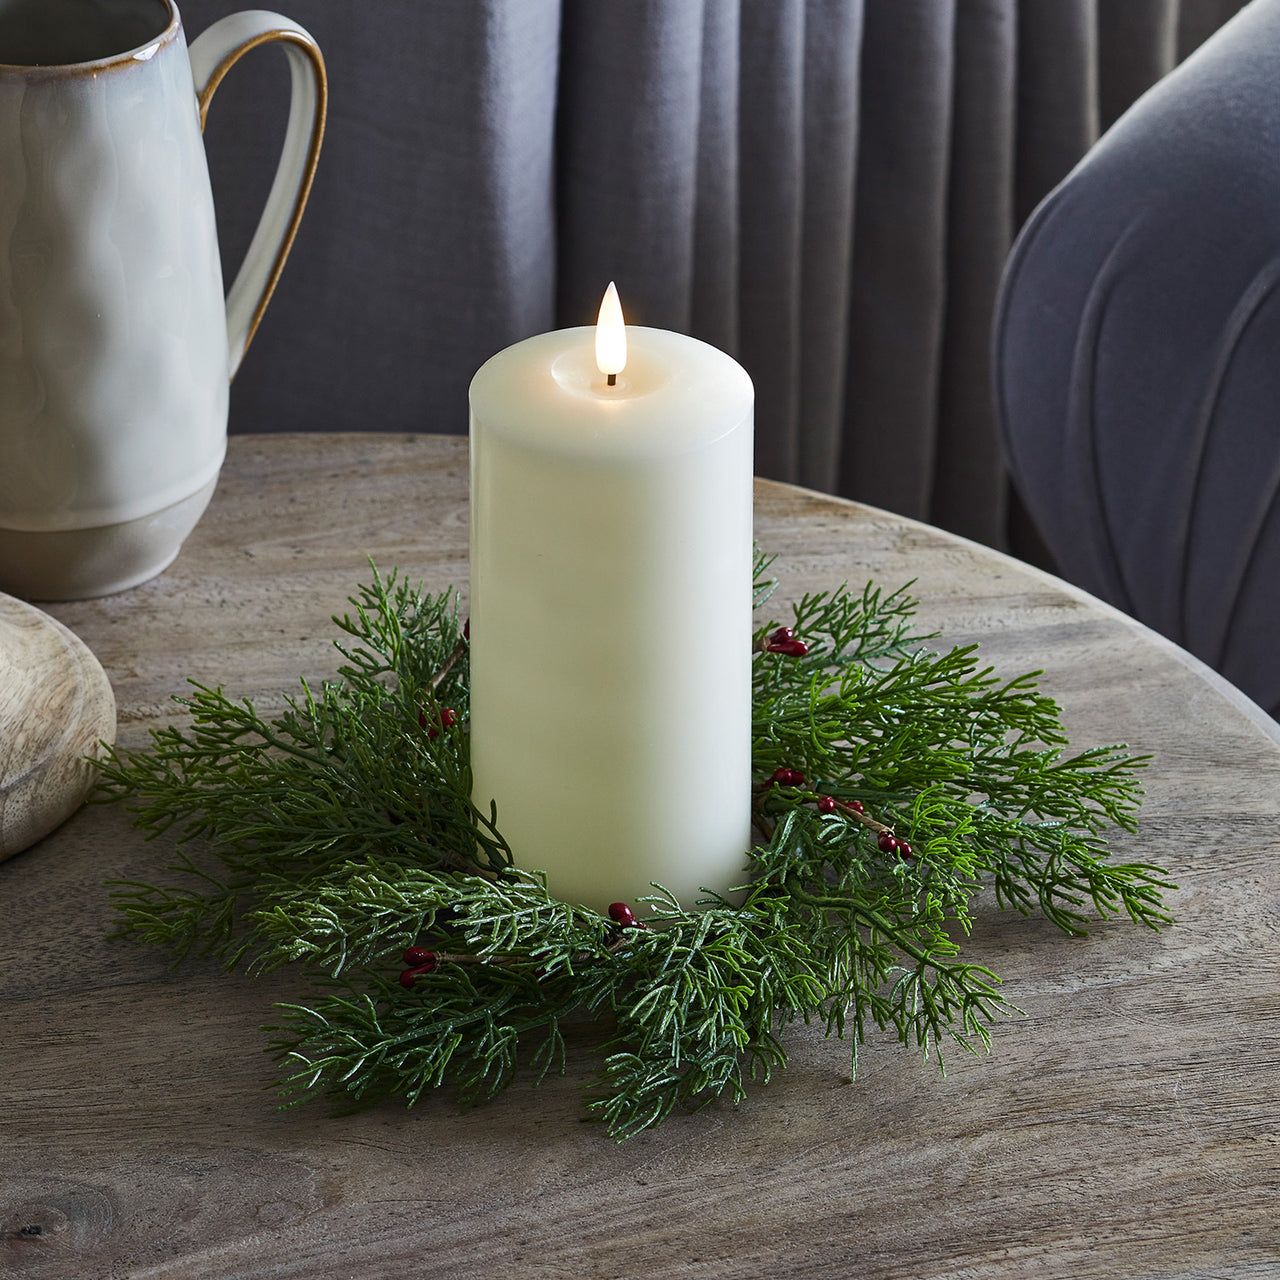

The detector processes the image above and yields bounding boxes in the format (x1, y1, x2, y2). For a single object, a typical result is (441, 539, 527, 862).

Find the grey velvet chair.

(994, 0, 1280, 720)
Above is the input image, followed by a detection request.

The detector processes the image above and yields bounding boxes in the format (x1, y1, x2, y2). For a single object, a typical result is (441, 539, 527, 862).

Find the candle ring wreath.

(97, 551, 1173, 1140)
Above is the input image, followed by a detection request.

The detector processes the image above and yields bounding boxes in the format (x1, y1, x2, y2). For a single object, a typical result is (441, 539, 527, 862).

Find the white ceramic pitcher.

(0, 0, 326, 600)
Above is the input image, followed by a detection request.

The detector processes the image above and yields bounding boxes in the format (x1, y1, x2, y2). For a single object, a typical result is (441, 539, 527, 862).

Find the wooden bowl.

(0, 593, 116, 861)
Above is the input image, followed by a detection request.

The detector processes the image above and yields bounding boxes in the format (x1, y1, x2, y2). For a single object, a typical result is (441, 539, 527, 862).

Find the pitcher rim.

(0, 0, 180, 77)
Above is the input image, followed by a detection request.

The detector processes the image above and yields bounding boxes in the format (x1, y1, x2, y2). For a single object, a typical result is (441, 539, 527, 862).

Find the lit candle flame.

(595, 281, 627, 380)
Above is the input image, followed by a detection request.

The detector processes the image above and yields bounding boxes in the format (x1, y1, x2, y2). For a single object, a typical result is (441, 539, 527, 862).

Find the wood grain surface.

(2, 433, 1278, 1280)
(0, 594, 116, 862)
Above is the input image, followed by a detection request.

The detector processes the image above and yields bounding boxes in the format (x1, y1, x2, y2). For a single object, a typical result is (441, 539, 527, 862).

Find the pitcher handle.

(188, 12, 327, 379)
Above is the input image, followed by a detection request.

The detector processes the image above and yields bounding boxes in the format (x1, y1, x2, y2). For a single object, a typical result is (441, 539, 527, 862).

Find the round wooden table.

(4, 434, 1278, 1279)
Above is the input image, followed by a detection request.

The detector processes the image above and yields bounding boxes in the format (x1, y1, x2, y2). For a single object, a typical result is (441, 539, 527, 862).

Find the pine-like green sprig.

(96, 558, 1173, 1139)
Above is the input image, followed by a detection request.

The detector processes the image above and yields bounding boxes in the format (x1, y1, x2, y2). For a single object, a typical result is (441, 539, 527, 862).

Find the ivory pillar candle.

(468, 290, 754, 913)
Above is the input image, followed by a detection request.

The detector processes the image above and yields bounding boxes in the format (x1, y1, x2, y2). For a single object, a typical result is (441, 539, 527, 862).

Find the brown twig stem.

(829, 797, 892, 836)
(430, 631, 468, 691)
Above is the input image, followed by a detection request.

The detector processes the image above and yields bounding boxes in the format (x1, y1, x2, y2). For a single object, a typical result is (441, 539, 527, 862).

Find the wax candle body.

(469, 325, 754, 913)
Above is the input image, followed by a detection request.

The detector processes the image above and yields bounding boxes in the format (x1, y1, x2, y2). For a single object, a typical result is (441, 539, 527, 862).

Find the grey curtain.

(184, 0, 1246, 550)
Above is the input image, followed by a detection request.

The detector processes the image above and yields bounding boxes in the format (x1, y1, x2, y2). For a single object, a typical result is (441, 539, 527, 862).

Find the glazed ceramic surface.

(0, 0, 325, 599)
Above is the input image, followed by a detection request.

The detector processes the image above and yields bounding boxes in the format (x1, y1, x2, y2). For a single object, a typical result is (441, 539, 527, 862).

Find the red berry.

(877, 831, 898, 853)
(463, 618, 470, 641)
(403, 946, 433, 966)
(768, 626, 795, 645)
(785, 768, 806, 787)
(897, 840, 914, 859)
(767, 638, 810, 656)
(398, 955, 437, 987)
(608, 902, 637, 928)
(817, 795, 837, 814)
(849, 800, 865, 813)
(425, 708, 458, 739)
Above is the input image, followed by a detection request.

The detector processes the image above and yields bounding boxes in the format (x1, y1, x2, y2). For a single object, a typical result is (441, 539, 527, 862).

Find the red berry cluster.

(812, 794, 912, 858)
(767, 766, 806, 788)
(399, 946, 437, 987)
(763, 626, 809, 657)
(878, 830, 913, 858)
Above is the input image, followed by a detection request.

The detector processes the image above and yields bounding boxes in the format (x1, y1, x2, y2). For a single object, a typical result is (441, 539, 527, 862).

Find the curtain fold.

(1098, 0, 1179, 130)
(931, 0, 1016, 546)
(841, 0, 956, 519)
(736, 0, 807, 482)
(690, 0, 742, 355)
(1015, 0, 1099, 226)
(796, 1, 864, 492)
(191, 0, 1249, 551)
(556, 0, 706, 331)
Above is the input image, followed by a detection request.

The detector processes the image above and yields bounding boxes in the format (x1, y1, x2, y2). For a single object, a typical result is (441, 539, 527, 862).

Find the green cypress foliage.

(96, 557, 1172, 1139)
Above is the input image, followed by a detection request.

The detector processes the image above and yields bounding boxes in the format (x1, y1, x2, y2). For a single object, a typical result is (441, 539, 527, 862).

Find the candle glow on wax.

(595, 281, 627, 381)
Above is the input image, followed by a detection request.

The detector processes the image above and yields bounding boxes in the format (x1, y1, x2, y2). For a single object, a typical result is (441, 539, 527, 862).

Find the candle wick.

(607, 373, 617, 387)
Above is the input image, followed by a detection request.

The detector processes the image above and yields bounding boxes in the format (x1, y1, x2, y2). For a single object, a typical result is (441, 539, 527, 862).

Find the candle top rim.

(470, 326, 753, 460)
